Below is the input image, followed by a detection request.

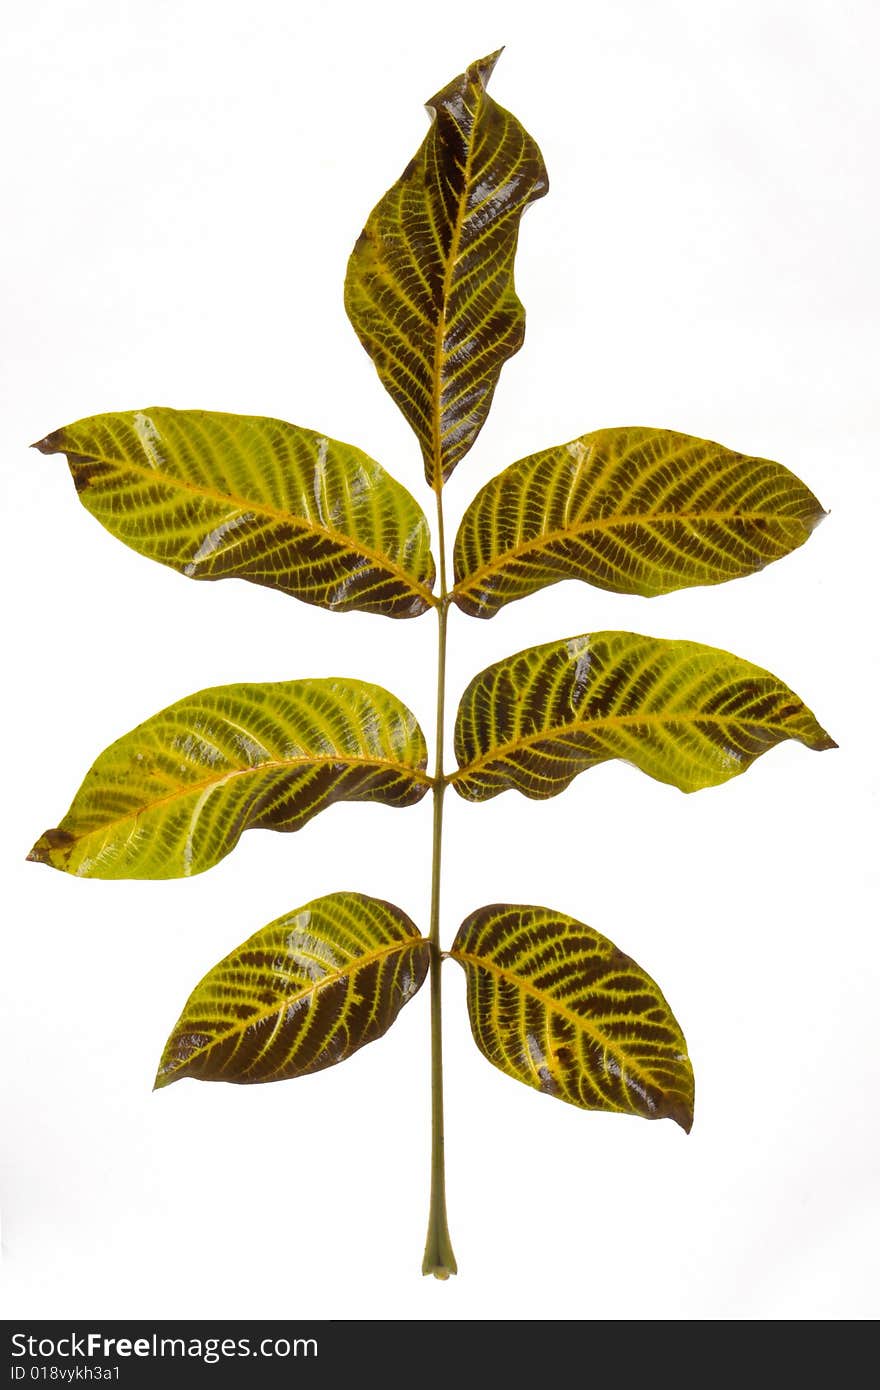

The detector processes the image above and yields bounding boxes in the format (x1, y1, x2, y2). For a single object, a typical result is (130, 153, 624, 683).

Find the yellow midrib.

(54, 753, 432, 851)
(72, 447, 437, 606)
(160, 935, 430, 1083)
(454, 511, 808, 594)
(429, 92, 482, 487)
(451, 947, 667, 1099)
(451, 710, 800, 785)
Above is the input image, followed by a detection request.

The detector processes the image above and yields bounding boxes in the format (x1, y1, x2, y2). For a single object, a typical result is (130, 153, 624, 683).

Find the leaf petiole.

(421, 495, 457, 1279)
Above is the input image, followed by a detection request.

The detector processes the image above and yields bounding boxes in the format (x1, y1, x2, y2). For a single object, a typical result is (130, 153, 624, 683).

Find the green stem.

(421, 489, 457, 1280)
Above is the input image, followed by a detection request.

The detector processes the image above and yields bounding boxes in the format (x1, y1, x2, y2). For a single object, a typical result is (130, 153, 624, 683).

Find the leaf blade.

(453, 630, 836, 800)
(155, 892, 429, 1086)
(453, 427, 826, 616)
(29, 679, 429, 879)
(344, 51, 548, 486)
(35, 408, 436, 617)
(452, 904, 694, 1130)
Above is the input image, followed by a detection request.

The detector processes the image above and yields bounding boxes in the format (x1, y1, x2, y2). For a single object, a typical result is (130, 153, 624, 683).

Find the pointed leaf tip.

(465, 47, 504, 87)
(27, 826, 74, 867)
(428, 49, 504, 112)
(812, 730, 838, 752)
(670, 1101, 694, 1135)
(31, 432, 61, 454)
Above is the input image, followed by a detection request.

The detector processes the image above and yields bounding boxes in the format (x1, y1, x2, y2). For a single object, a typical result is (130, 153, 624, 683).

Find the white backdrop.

(2, 0, 877, 1321)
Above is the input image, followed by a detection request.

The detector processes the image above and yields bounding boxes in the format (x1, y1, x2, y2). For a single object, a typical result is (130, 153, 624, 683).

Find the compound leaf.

(452, 903, 693, 1129)
(453, 630, 835, 800)
(29, 679, 429, 879)
(156, 892, 429, 1086)
(34, 408, 435, 617)
(344, 51, 548, 487)
(453, 427, 826, 616)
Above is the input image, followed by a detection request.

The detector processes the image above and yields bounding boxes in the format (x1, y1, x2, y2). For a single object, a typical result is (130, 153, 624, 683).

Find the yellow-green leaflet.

(452, 904, 693, 1130)
(453, 427, 826, 616)
(34, 408, 435, 617)
(156, 893, 429, 1086)
(29, 679, 429, 879)
(452, 631, 836, 800)
(344, 51, 548, 486)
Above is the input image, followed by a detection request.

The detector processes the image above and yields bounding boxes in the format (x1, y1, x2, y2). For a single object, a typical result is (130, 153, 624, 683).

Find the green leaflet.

(35, 408, 435, 617)
(452, 630, 836, 800)
(156, 893, 429, 1086)
(344, 51, 548, 487)
(453, 427, 826, 616)
(452, 904, 694, 1130)
(29, 679, 429, 879)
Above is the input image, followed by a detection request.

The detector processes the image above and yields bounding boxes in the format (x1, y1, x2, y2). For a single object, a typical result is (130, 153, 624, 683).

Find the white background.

(2, 0, 878, 1322)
